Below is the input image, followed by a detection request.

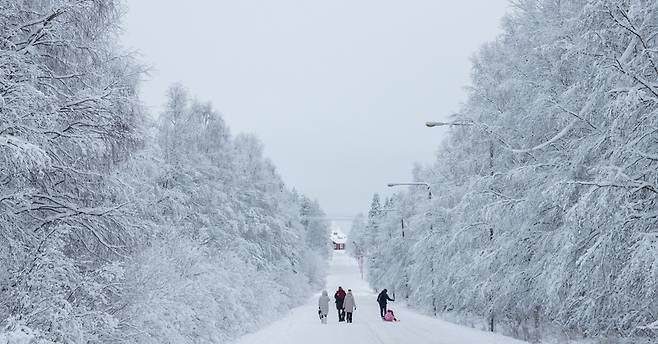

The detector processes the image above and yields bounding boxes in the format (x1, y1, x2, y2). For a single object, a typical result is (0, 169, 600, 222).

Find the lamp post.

(387, 182, 432, 200)
(387, 181, 436, 314)
(427, 119, 495, 329)
(426, 120, 495, 176)
(386, 182, 432, 238)
(426, 120, 474, 128)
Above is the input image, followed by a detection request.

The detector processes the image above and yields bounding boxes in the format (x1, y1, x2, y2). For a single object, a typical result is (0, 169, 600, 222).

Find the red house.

(331, 230, 346, 250)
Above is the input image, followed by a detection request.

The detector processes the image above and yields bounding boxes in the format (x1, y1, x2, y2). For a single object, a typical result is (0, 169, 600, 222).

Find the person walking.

(343, 289, 356, 323)
(318, 290, 330, 324)
(377, 289, 394, 319)
(334, 286, 346, 322)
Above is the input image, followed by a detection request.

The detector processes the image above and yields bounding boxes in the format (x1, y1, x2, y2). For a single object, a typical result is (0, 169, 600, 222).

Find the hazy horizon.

(121, 0, 509, 225)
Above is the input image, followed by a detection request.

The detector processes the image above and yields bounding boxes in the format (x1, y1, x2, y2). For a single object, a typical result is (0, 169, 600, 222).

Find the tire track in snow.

(362, 320, 389, 344)
(235, 252, 529, 344)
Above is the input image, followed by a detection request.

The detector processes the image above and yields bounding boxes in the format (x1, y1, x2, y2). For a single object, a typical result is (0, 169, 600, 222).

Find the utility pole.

(430, 222, 437, 316)
(381, 207, 405, 239)
(388, 181, 436, 315)
(353, 241, 364, 279)
(488, 226, 495, 332)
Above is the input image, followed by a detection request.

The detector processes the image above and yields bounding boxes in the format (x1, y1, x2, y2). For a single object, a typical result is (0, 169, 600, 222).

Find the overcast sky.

(121, 0, 509, 228)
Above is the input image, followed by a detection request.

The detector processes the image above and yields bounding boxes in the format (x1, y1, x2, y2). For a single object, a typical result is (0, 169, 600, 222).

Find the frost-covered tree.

(365, 193, 383, 252)
(299, 195, 332, 257)
(0, 0, 143, 342)
(116, 85, 330, 344)
(358, 0, 658, 342)
(0, 3, 330, 343)
(347, 213, 367, 257)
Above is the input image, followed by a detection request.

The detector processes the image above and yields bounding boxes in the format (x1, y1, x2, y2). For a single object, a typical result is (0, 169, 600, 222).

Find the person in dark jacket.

(377, 289, 394, 319)
(334, 286, 346, 322)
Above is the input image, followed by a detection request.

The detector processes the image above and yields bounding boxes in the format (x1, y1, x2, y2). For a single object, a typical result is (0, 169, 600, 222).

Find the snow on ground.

(235, 251, 528, 344)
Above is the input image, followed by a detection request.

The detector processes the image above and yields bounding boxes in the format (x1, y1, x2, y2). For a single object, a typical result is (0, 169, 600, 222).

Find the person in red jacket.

(334, 286, 346, 322)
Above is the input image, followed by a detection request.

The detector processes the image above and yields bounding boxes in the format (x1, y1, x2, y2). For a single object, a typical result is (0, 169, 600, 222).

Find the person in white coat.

(318, 290, 330, 324)
(343, 289, 356, 323)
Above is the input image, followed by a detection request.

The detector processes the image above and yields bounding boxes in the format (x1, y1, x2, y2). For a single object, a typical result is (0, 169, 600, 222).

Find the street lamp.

(426, 119, 495, 177)
(387, 182, 432, 200)
(427, 119, 496, 328)
(387, 182, 435, 308)
(387, 182, 432, 238)
(425, 121, 474, 127)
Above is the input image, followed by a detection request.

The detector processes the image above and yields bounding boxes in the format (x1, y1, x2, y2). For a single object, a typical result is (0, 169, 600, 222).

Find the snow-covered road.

(235, 251, 527, 344)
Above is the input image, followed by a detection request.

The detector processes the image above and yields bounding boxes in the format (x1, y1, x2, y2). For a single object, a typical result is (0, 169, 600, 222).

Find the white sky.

(121, 0, 509, 225)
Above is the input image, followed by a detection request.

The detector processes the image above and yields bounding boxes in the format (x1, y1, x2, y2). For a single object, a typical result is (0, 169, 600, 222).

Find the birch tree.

(357, 0, 658, 341)
(1, 0, 142, 341)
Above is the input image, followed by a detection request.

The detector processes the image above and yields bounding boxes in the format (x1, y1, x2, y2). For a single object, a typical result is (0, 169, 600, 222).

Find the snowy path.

(235, 251, 528, 344)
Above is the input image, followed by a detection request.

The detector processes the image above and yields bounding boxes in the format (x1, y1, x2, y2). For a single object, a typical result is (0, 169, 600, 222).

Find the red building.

(331, 230, 346, 250)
